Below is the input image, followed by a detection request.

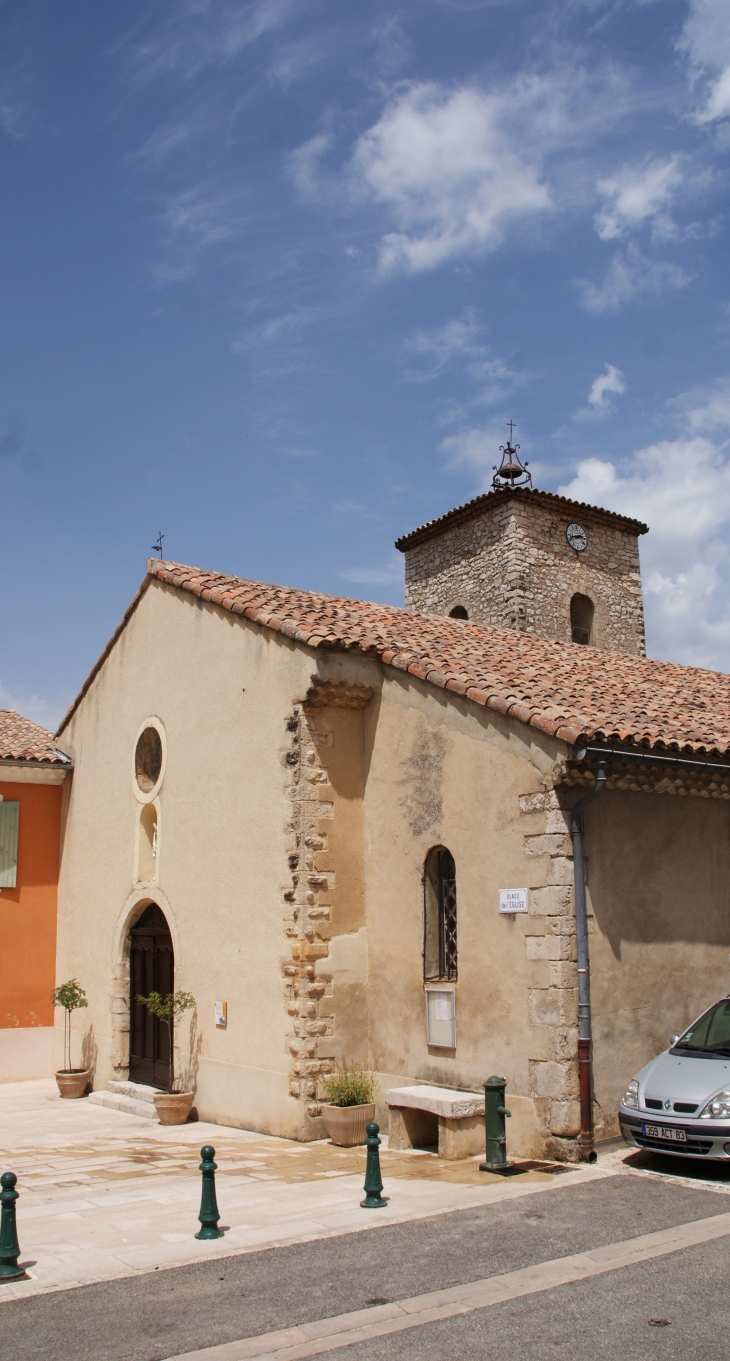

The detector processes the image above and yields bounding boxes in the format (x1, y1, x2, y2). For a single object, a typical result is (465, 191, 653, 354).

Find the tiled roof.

(395, 486, 648, 551)
(0, 710, 71, 765)
(117, 560, 730, 759)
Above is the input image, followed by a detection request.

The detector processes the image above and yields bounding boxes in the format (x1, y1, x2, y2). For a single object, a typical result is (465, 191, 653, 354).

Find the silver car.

(619, 995, 730, 1160)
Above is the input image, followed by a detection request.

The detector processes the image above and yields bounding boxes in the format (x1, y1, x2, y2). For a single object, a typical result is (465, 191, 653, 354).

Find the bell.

(492, 433, 532, 490)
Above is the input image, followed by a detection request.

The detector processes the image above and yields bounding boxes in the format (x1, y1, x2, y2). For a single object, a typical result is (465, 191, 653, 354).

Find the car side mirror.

(669, 1035, 679, 1047)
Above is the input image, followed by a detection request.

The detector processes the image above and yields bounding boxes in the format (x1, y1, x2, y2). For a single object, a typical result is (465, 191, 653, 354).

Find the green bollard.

(195, 1146, 223, 1240)
(479, 1076, 514, 1174)
(0, 1172, 26, 1282)
(360, 1122, 388, 1209)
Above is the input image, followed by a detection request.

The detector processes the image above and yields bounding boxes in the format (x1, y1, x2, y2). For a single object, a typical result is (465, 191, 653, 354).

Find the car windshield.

(674, 999, 730, 1055)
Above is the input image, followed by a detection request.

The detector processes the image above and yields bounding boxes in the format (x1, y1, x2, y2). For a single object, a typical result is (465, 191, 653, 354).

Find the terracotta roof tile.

(0, 710, 71, 765)
(132, 560, 730, 759)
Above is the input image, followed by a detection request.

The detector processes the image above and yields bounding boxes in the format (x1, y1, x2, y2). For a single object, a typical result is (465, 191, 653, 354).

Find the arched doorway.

(129, 903, 174, 1089)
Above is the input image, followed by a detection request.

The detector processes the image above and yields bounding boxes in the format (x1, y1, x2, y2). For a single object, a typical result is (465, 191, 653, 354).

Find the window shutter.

(0, 802, 19, 888)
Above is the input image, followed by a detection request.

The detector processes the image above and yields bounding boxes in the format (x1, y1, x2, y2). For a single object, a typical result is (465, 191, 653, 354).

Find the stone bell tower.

(395, 429, 648, 655)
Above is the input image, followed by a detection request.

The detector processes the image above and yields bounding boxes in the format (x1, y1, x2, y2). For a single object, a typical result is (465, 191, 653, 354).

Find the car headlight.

(621, 1079, 639, 1110)
(699, 1089, 730, 1119)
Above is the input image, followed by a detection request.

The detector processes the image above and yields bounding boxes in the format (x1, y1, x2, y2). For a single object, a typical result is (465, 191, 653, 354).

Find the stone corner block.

(529, 886, 573, 917)
(529, 987, 578, 1027)
(543, 1135, 582, 1164)
(546, 857, 575, 886)
(525, 934, 574, 962)
(548, 1101, 581, 1136)
(529, 1060, 579, 1101)
(524, 833, 573, 858)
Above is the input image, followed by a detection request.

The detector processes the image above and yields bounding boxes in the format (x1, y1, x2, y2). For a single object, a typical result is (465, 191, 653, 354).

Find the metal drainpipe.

(570, 759, 607, 1163)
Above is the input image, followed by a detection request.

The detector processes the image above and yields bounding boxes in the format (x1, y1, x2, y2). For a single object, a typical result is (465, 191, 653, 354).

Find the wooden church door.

(129, 903, 174, 1089)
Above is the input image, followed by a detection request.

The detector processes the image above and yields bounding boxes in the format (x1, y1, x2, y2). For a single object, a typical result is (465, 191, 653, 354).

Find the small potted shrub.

(320, 1063, 377, 1146)
(53, 979, 90, 1098)
(136, 990, 196, 1124)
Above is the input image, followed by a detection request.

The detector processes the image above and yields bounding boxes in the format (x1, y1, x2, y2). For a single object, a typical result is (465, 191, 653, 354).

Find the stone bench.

(386, 1085, 485, 1160)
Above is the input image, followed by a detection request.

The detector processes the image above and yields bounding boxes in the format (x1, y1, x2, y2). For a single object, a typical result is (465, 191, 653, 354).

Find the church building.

(53, 440, 730, 1160)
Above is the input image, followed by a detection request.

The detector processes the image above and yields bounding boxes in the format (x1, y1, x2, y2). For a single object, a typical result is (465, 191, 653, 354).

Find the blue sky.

(1, 0, 730, 728)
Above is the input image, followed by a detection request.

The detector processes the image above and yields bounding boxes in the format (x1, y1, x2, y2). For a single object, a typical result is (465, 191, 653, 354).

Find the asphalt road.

(315, 1237, 730, 1361)
(2, 1164, 729, 1361)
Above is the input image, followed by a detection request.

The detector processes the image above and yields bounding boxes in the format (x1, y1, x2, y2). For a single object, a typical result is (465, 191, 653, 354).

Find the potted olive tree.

(52, 979, 90, 1098)
(136, 989, 196, 1124)
(320, 1063, 376, 1146)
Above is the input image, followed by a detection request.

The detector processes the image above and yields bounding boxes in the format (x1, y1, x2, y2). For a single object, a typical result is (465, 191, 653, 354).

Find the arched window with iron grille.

(424, 846, 457, 981)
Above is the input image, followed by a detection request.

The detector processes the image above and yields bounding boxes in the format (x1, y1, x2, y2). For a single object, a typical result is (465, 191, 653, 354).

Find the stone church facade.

(52, 485, 730, 1159)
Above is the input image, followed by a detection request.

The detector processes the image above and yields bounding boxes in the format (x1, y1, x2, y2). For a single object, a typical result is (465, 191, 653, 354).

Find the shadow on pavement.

(622, 1148, 730, 1185)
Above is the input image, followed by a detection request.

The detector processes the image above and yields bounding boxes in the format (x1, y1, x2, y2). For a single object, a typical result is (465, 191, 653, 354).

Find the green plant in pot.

(136, 990, 196, 1124)
(52, 979, 90, 1098)
(320, 1063, 377, 1146)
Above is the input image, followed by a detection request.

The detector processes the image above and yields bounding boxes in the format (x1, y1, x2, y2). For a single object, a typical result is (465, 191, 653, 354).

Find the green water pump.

(479, 1075, 512, 1173)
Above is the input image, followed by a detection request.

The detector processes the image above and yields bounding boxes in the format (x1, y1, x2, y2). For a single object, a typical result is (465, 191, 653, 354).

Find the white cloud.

(290, 133, 332, 199)
(0, 681, 68, 734)
(341, 556, 403, 587)
(132, 0, 295, 80)
(559, 410, 730, 669)
(441, 424, 504, 477)
(670, 377, 730, 434)
(151, 183, 244, 281)
(680, 0, 730, 122)
(349, 80, 554, 273)
(163, 187, 241, 246)
(588, 363, 626, 409)
(407, 314, 483, 374)
(594, 157, 683, 241)
(268, 31, 333, 88)
(577, 244, 691, 312)
(405, 313, 524, 405)
(331, 64, 653, 274)
(439, 422, 546, 489)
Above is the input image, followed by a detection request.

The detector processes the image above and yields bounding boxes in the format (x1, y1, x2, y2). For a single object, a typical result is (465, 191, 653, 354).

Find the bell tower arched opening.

(571, 593, 595, 646)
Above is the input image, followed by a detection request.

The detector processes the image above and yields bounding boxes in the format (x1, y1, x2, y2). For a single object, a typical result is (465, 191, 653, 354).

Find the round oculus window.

(135, 726, 163, 793)
(566, 523, 587, 552)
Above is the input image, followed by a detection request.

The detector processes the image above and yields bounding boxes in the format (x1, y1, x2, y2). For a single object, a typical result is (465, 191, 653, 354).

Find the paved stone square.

(0, 1080, 610, 1300)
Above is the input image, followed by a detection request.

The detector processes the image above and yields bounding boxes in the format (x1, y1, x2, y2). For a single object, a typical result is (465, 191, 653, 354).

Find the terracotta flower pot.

(321, 1102, 375, 1147)
(55, 1069, 90, 1099)
(153, 1091, 194, 1125)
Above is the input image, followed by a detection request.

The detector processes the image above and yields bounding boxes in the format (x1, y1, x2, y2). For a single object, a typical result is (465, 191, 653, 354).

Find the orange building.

(0, 710, 72, 1081)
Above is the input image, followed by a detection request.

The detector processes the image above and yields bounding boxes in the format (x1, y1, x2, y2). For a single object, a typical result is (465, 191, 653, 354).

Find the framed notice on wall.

(425, 988, 456, 1049)
(499, 888, 528, 914)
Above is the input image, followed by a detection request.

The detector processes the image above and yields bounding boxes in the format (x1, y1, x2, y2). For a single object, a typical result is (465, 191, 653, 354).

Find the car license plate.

(642, 1123, 687, 1142)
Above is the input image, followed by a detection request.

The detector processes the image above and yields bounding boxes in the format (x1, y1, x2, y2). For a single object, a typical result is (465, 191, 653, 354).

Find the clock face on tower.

(566, 523, 587, 552)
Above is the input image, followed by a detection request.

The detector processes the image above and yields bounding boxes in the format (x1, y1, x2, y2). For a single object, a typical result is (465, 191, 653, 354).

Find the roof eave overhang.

(0, 757, 73, 772)
(395, 486, 649, 553)
(572, 741, 730, 773)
